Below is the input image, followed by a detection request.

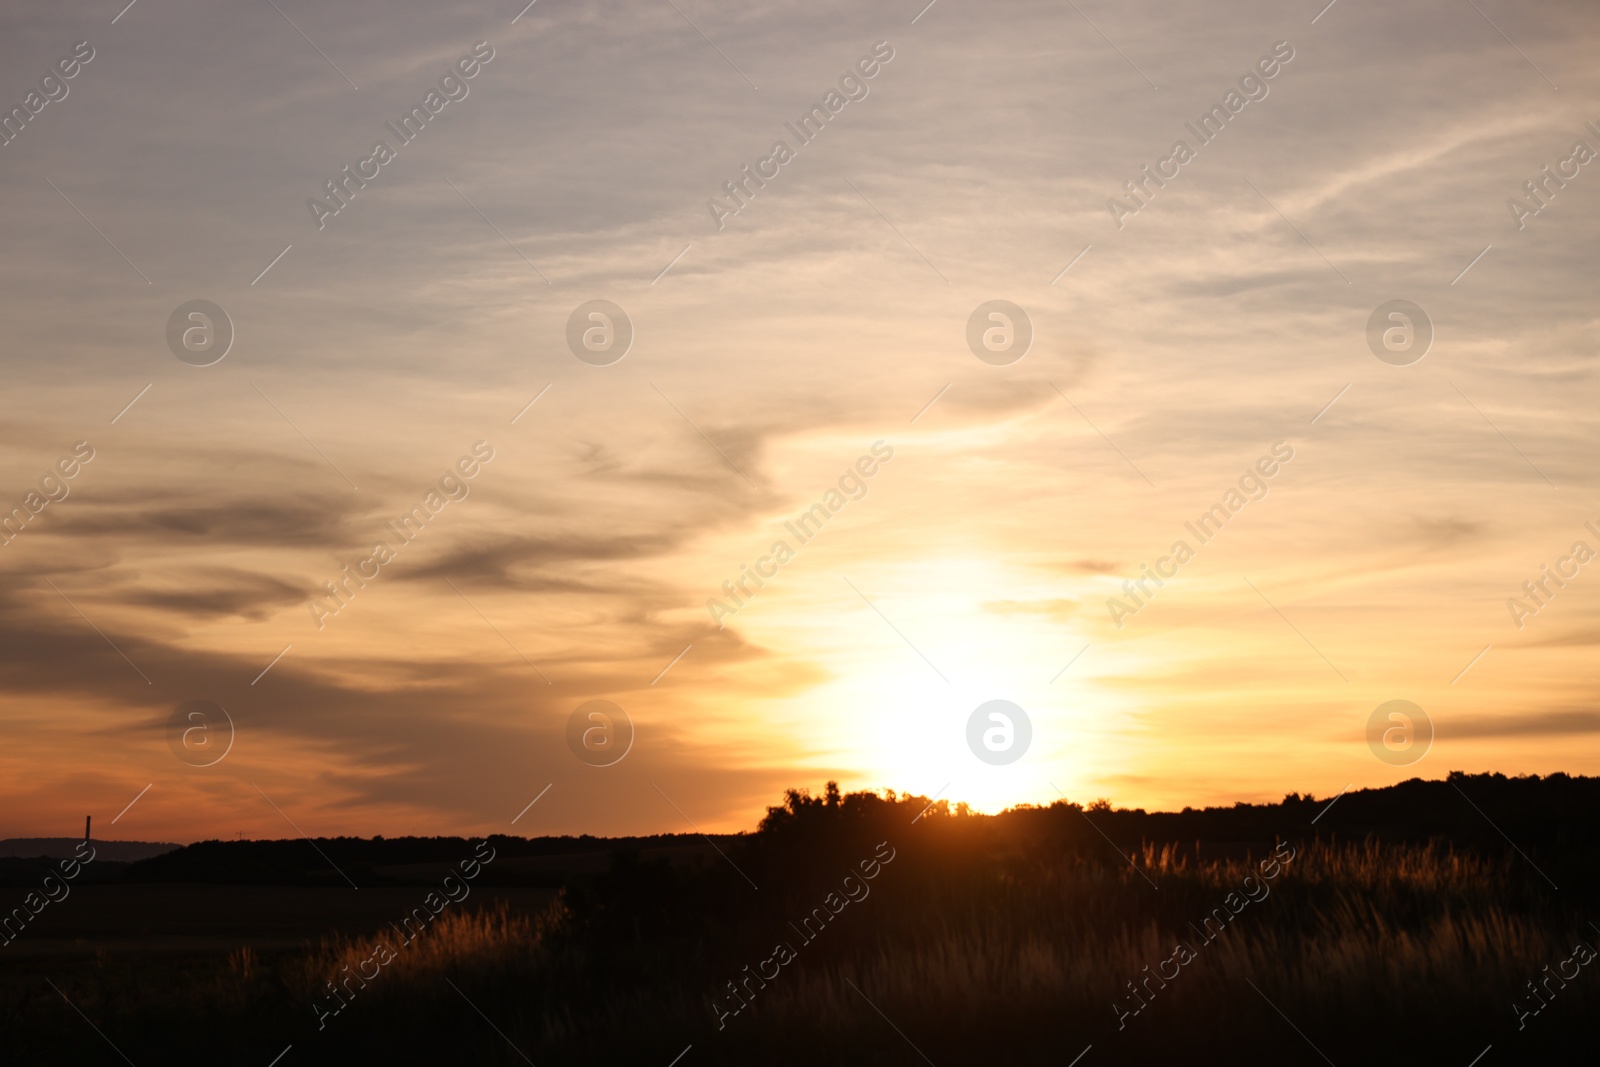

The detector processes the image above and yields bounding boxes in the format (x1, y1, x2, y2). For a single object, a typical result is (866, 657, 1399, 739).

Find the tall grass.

(742, 840, 1573, 1063)
(3, 788, 1595, 1065)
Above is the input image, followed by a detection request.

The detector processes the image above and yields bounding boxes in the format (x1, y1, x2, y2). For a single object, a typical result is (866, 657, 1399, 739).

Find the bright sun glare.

(752, 555, 1120, 814)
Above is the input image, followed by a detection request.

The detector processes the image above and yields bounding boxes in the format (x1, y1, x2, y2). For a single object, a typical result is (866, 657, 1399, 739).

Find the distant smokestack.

(84, 815, 91, 844)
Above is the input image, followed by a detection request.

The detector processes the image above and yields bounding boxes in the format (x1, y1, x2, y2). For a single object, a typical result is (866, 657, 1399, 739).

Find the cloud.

(59, 495, 353, 547)
(1445, 711, 1600, 740)
(118, 569, 309, 621)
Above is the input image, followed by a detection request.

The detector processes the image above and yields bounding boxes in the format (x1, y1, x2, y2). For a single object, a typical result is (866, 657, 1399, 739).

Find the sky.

(1, 0, 1598, 842)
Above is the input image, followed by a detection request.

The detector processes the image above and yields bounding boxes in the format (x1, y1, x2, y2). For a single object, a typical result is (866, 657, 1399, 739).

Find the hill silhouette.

(4, 772, 1596, 1065)
(108, 770, 1600, 885)
(0, 839, 177, 861)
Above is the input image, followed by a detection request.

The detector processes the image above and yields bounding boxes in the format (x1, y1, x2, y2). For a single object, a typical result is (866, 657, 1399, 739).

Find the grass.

(3, 780, 1596, 1065)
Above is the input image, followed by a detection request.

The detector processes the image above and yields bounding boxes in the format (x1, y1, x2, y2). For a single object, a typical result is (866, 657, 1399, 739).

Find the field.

(3, 774, 1597, 1065)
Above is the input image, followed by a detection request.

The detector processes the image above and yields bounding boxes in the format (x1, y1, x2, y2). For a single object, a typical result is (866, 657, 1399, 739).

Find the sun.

(751, 555, 1114, 814)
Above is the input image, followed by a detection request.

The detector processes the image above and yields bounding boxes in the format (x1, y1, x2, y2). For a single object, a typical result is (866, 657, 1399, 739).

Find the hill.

(4, 772, 1596, 1065)
(0, 838, 178, 861)
(108, 770, 1600, 885)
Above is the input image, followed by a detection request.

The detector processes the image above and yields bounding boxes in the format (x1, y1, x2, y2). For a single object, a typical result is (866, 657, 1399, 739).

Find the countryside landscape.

(4, 774, 1598, 1063)
(4, 0, 1599, 1063)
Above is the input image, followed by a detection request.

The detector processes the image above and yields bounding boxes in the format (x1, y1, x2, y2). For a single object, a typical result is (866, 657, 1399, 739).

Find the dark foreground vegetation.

(3, 772, 1598, 1065)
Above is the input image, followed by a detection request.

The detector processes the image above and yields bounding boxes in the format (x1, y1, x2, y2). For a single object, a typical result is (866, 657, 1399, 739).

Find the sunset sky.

(2, 0, 1598, 842)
